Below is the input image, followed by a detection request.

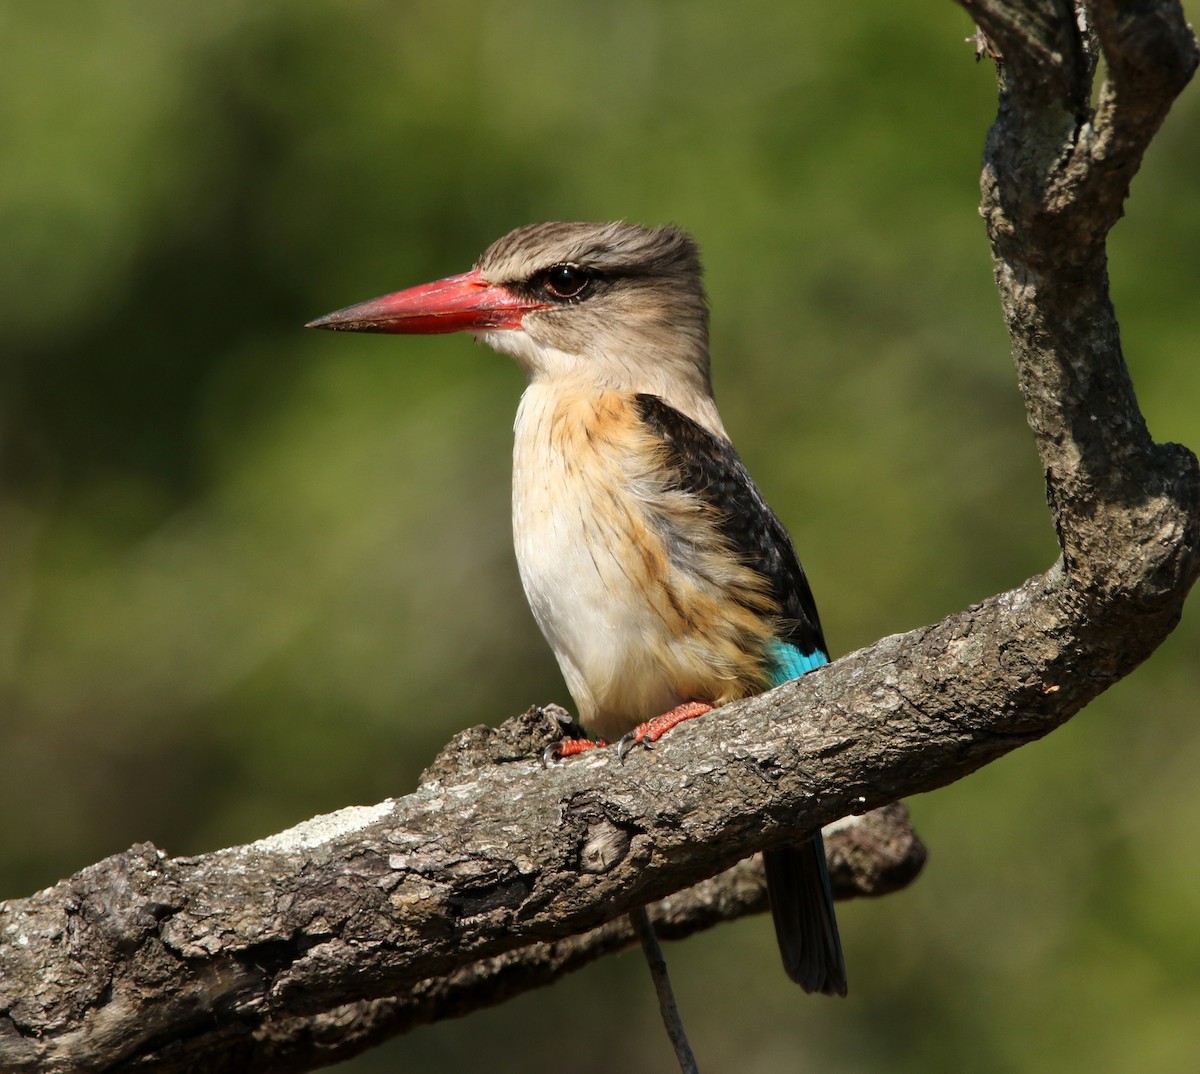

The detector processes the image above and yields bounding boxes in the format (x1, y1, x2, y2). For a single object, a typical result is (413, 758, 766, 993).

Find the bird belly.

(513, 386, 773, 741)
(516, 527, 685, 740)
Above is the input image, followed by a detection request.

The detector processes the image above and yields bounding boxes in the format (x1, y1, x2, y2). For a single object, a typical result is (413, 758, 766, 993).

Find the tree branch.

(1, 753, 921, 1074)
(962, 0, 1200, 591)
(2, 2, 1197, 1072)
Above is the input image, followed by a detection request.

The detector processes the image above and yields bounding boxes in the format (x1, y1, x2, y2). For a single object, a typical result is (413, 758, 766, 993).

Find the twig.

(630, 906, 700, 1074)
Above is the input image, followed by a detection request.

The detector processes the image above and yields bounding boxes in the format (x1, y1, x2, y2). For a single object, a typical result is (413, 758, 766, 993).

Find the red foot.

(542, 736, 609, 765)
(556, 737, 608, 756)
(617, 700, 714, 761)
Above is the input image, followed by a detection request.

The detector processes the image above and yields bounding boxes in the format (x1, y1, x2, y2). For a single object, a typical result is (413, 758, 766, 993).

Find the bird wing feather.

(633, 392, 847, 996)
(631, 392, 828, 667)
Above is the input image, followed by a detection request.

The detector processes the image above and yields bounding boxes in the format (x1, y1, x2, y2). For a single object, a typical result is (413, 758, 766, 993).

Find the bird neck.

(517, 364, 727, 442)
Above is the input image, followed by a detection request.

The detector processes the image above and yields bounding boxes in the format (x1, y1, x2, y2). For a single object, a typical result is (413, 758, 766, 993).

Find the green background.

(2, 3, 1198, 1071)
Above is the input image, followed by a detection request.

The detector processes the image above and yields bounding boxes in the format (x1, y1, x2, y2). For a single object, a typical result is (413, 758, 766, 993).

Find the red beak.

(305, 269, 549, 335)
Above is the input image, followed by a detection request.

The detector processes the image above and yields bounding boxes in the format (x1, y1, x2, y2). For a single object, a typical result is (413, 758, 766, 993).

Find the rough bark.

(2, 2, 1197, 1072)
(1, 719, 923, 1074)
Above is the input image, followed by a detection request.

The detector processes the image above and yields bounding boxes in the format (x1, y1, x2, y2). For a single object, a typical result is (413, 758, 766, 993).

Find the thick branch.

(962, 0, 1200, 585)
(2, 3, 1198, 1073)
(78, 802, 920, 1074)
(1, 769, 920, 1074)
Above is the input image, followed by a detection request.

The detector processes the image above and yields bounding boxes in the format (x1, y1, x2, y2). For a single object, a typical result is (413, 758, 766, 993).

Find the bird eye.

(541, 264, 591, 300)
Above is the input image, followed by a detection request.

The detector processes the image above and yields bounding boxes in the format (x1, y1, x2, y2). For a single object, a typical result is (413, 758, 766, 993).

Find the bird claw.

(615, 701, 714, 762)
(616, 731, 653, 763)
(546, 700, 714, 766)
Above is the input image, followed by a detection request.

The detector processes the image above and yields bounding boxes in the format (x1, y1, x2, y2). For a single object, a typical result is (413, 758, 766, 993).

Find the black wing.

(635, 394, 845, 995)
(633, 393, 827, 659)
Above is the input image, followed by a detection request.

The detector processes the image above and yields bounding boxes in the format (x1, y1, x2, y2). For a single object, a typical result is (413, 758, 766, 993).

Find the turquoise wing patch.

(766, 639, 829, 686)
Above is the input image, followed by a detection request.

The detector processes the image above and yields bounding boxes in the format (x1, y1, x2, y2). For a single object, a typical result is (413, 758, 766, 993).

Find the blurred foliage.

(1, 2, 1198, 1072)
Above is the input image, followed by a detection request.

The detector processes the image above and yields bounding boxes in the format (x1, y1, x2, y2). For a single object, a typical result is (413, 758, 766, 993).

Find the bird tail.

(763, 834, 847, 996)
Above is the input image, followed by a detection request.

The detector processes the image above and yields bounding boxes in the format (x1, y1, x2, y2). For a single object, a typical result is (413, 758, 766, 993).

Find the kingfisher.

(307, 221, 847, 996)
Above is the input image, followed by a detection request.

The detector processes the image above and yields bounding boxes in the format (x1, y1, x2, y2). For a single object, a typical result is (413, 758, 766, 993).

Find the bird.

(307, 221, 847, 996)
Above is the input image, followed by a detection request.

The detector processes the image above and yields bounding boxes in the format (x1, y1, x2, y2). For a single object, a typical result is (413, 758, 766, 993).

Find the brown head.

(308, 221, 716, 406)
